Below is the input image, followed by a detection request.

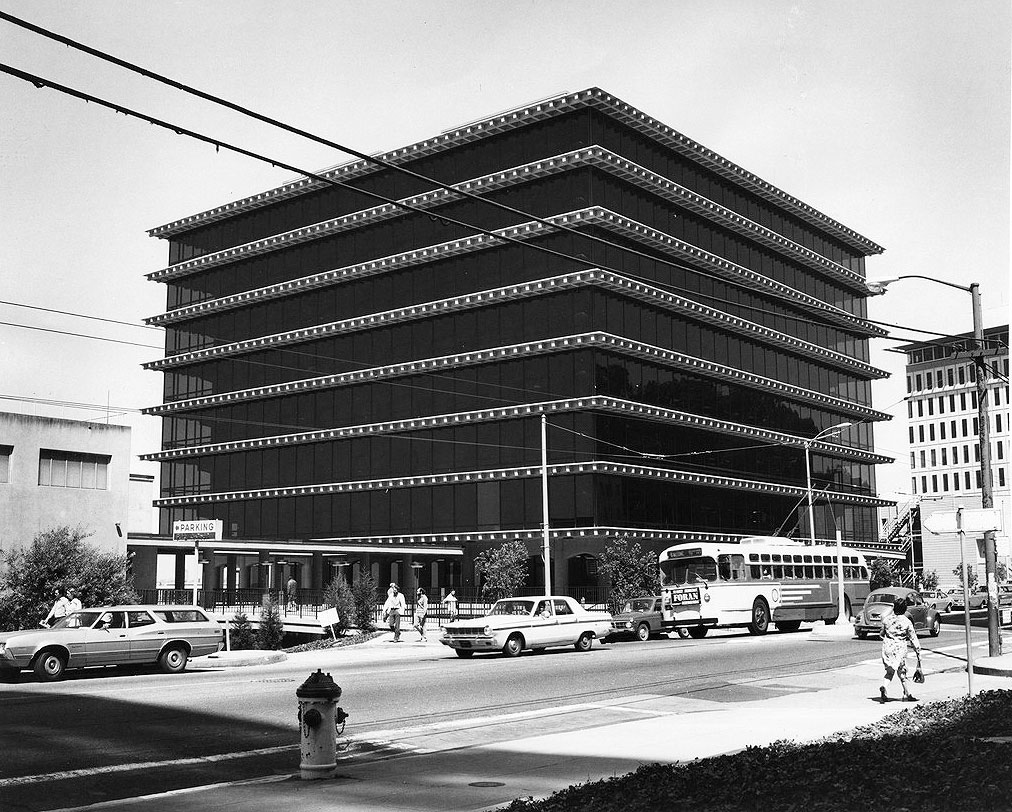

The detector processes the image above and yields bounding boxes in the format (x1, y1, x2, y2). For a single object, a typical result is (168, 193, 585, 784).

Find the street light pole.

(867, 275, 1000, 657)
(804, 422, 853, 546)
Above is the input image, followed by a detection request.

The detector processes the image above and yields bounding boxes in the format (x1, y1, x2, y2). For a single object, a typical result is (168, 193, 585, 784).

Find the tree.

(952, 563, 979, 591)
(322, 576, 357, 636)
(869, 558, 899, 591)
(920, 570, 940, 591)
(0, 526, 139, 632)
(597, 536, 660, 612)
(474, 539, 529, 601)
(351, 573, 378, 632)
(229, 612, 255, 650)
(255, 595, 285, 650)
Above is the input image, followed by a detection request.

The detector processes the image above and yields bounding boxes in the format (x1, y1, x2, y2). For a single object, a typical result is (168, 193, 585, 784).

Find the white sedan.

(440, 596, 613, 658)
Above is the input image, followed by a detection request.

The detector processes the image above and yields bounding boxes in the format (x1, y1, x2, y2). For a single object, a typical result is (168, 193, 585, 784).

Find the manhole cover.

(469, 781, 505, 788)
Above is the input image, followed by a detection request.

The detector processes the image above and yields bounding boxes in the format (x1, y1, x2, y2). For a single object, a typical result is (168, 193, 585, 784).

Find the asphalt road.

(0, 623, 980, 812)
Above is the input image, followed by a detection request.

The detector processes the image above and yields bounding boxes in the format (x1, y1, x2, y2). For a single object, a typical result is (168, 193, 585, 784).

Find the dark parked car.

(854, 588, 941, 639)
(606, 596, 688, 642)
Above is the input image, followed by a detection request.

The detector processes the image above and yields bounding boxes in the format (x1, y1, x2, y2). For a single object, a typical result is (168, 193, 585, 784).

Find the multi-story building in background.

(134, 88, 894, 599)
(887, 326, 1011, 586)
(0, 412, 132, 556)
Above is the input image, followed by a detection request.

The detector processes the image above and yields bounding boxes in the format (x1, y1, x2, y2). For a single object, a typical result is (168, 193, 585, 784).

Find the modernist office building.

(138, 88, 893, 597)
(887, 326, 1010, 584)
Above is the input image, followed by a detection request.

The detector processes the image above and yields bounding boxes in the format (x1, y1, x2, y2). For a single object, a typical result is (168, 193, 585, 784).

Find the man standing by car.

(42, 588, 69, 627)
(383, 583, 407, 642)
(66, 589, 82, 614)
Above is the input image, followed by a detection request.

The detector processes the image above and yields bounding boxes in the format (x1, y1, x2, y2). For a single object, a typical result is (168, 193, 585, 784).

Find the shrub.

(597, 535, 660, 612)
(322, 577, 357, 636)
(474, 539, 529, 601)
(351, 574, 378, 632)
(255, 595, 285, 650)
(229, 612, 255, 650)
(0, 526, 139, 631)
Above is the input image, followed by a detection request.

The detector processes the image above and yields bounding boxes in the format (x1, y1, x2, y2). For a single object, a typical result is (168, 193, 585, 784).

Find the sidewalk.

(76, 632, 1012, 812)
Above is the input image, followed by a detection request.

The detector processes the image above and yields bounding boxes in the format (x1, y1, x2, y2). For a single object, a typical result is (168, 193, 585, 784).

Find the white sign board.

(172, 519, 223, 542)
(922, 508, 1004, 535)
(318, 608, 340, 628)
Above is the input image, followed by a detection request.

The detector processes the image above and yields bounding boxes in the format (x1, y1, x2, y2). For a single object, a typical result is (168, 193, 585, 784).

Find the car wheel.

(33, 650, 67, 682)
(687, 625, 708, 639)
(636, 623, 651, 642)
(775, 620, 801, 633)
(574, 632, 594, 652)
(929, 616, 940, 637)
(454, 649, 474, 658)
(503, 633, 524, 658)
(159, 645, 189, 674)
(675, 627, 690, 639)
(748, 598, 770, 635)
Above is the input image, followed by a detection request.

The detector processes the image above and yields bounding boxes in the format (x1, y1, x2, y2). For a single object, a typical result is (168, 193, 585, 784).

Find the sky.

(1, 1, 1009, 531)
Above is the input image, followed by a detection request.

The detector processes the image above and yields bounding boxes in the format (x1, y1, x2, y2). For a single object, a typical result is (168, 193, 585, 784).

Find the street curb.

(192, 651, 288, 668)
(972, 656, 1012, 678)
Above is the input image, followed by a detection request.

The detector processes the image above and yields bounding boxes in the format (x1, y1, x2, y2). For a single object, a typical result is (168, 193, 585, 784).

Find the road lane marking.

(0, 745, 297, 788)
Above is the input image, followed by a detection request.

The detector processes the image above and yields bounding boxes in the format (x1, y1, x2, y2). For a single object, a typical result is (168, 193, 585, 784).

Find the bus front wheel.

(748, 598, 770, 635)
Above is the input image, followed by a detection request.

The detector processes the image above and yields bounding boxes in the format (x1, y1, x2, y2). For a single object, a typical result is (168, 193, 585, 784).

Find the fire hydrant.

(297, 669, 347, 779)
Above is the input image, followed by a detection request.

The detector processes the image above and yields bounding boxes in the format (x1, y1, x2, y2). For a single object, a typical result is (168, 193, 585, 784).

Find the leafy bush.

(500, 690, 1012, 812)
(597, 535, 660, 612)
(322, 577, 357, 636)
(229, 612, 255, 650)
(474, 539, 529, 601)
(255, 595, 285, 650)
(869, 557, 899, 590)
(952, 562, 979, 591)
(351, 574, 378, 632)
(0, 526, 139, 631)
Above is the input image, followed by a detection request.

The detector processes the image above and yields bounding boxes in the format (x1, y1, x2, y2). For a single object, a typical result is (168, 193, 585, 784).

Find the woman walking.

(879, 597, 922, 703)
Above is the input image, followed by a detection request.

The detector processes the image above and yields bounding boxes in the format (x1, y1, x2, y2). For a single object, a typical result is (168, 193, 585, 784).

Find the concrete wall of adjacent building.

(0, 412, 132, 555)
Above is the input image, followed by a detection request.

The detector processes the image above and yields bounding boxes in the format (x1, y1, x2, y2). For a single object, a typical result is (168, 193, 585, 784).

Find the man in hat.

(382, 583, 407, 642)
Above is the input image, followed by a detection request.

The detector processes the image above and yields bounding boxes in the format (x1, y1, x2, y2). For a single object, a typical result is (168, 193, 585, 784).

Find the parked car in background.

(997, 584, 1012, 607)
(919, 589, 953, 613)
(0, 605, 224, 681)
(951, 587, 989, 612)
(854, 588, 941, 639)
(440, 596, 612, 658)
(606, 596, 689, 641)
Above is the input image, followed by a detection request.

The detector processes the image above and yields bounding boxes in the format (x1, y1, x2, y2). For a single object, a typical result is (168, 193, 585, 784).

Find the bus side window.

(750, 565, 762, 579)
(731, 554, 746, 580)
(718, 555, 732, 581)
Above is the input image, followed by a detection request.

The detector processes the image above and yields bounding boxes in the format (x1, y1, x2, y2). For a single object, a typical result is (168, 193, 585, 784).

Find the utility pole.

(971, 284, 1001, 657)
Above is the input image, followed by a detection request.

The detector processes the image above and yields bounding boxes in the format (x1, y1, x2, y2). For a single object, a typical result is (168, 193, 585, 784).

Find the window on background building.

(38, 450, 109, 490)
(997, 414, 1004, 433)
(906, 376, 912, 394)
(930, 449, 937, 467)
(937, 371, 944, 388)
(931, 475, 938, 493)
(918, 426, 925, 442)
(974, 444, 980, 462)
(973, 418, 979, 435)
(911, 477, 918, 494)
(941, 448, 948, 465)
(962, 419, 969, 437)
(947, 368, 955, 386)
(995, 388, 1001, 406)
(965, 471, 971, 490)
(0, 445, 11, 484)
(920, 450, 927, 468)
(975, 470, 982, 489)
(953, 471, 960, 491)
(998, 441, 1004, 460)
(940, 396, 946, 414)
(929, 425, 936, 441)
(941, 423, 947, 440)
(950, 395, 956, 411)
(927, 399, 934, 416)
(943, 473, 949, 491)
(910, 452, 916, 468)
(961, 393, 967, 410)
(1000, 468, 1006, 487)
(964, 446, 970, 463)
(915, 374, 922, 390)
(922, 476, 928, 492)
(918, 400, 924, 417)
(958, 366, 965, 385)
(972, 391, 978, 408)
(970, 365, 977, 383)
(951, 420, 957, 437)
(909, 427, 915, 443)
(908, 401, 914, 418)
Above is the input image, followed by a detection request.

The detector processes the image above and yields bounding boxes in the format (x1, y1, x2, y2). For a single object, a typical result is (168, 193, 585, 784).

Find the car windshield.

(868, 593, 897, 605)
(52, 611, 104, 629)
(490, 599, 535, 616)
(624, 598, 655, 612)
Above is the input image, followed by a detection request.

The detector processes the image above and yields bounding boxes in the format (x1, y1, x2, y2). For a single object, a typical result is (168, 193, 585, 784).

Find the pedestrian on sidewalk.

(414, 588, 429, 642)
(42, 588, 70, 628)
(383, 583, 407, 642)
(441, 589, 458, 622)
(879, 597, 922, 703)
(285, 576, 298, 611)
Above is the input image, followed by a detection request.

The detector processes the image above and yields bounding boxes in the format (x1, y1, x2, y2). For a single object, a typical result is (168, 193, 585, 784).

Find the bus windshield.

(660, 556, 717, 586)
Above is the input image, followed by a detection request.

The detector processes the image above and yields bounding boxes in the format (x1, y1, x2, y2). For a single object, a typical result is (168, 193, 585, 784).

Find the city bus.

(658, 536, 871, 637)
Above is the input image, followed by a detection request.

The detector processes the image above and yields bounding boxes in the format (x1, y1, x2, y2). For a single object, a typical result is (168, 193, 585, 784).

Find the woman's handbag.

(913, 656, 925, 683)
